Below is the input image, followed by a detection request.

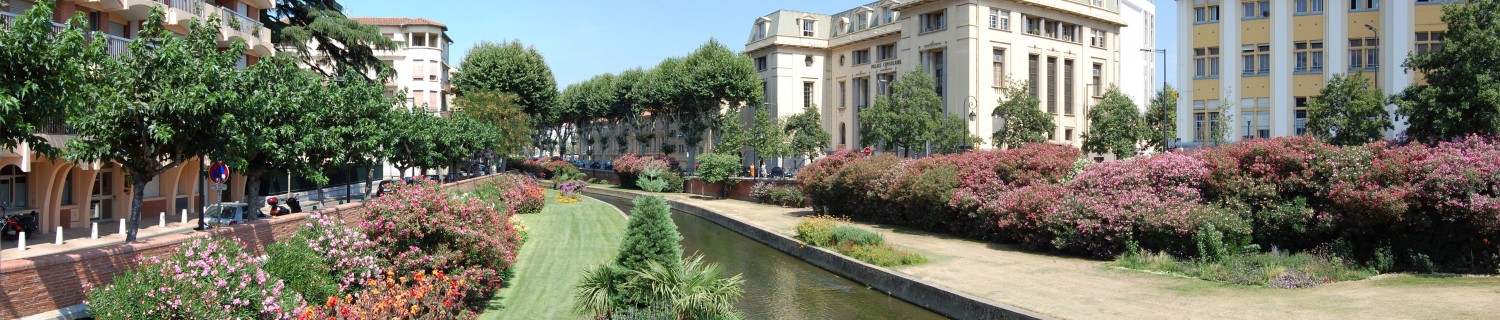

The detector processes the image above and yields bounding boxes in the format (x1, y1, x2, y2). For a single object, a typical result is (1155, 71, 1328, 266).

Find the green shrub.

(553, 163, 586, 182)
(661, 170, 685, 193)
(696, 153, 742, 186)
(829, 226, 884, 247)
(638, 165, 670, 192)
(794, 216, 925, 267)
(614, 196, 684, 306)
(1112, 248, 1377, 288)
(264, 235, 340, 304)
(845, 243, 929, 267)
(86, 238, 305, 319)
(767, 186, 805, 207)
(795, 216, 839, 246)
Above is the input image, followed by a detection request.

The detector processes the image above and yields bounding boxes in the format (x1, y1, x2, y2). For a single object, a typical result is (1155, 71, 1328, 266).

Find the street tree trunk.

(243, 170, 263, 214)
(126, 171, 149, 242)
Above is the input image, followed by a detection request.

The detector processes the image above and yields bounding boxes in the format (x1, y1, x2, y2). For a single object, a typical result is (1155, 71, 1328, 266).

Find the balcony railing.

(2, 11, 15, 29)
(100, 33, 132, 56)
(220, 6, 261, 34)
(158, 0, 207, 17)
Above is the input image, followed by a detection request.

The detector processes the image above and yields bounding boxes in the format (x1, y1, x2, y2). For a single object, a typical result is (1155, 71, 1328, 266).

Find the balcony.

(154, 0, 208, 32)
(99, 33, 132, 56)
(217, 6, 272, 56)
(2, 11, 15, 29)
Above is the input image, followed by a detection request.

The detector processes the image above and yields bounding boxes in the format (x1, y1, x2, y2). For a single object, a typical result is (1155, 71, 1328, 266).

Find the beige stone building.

(1176, 0, 1452, 144)
(747, 0, 1128, 153)
(0, 0, 274, 235)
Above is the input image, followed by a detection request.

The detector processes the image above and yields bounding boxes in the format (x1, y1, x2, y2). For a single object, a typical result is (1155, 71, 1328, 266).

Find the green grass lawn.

(481, 191, 628, 319)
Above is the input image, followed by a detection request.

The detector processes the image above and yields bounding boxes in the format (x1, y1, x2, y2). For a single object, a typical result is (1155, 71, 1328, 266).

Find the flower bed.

(799, 136, 1500, 275)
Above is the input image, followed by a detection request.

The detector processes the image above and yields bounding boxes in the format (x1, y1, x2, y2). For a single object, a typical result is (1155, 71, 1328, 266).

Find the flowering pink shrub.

(950, 143, 1082, 211)
(797, 150, 863, 212)
(614, 154, 677, 189)
(86, 237, 306, 319)
(480, 174, 546, 214)
(300, 212, 383, 292)
(361, 178, 523, 304)
(1056, 153, 1222, 257)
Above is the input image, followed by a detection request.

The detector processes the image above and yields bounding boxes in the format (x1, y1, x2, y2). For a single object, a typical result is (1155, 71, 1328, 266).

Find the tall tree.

(218, 56, 319, 209)
(1141, 84, 1178, 152)
(1308, 73, 1392, 145)
(610, 68, 648, 155)
(456, 91, 532, 168)
(451, 40, 559, 155)
(66, 10, 244, 242)
(669, 39, 762, 168)
(991, 80, 1055, 149)
(858, 69, 967, 156)
(748, 107, 788, 167)
(263, 0, 398, 79)
(1393, 0, 1500, 142)
(381, 108, 440, 178)
(1083, 86, 1143, 158)
(0, 1, 100, 156)
(297, 68, 394, 199)
(783, 105, 831, 167)
(628, 59, 682, 154)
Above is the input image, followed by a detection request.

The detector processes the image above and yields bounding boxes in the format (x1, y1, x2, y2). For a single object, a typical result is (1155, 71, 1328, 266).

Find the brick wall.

(0, 175, 500, 319)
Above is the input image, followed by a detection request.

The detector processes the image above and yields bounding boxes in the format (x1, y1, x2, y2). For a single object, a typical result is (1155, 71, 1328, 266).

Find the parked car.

(204, 202, 255, 228)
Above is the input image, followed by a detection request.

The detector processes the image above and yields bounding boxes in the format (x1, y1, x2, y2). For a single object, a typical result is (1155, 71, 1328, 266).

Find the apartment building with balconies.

(1175, 0, 1451, 145)
(0, 0, 274, 236)
(338, 17, 455, 115)
(748, 0, 1133, 153)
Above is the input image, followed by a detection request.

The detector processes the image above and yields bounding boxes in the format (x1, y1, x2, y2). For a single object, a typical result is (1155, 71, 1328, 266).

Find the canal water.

(595, 195, 947, 320)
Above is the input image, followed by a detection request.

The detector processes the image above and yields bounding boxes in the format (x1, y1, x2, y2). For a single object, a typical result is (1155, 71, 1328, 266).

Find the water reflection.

(596, 196, 946, 320)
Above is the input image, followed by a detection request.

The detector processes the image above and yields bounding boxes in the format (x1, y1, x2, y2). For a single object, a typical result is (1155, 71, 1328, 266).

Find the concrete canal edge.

(581, 187, 1048, 320)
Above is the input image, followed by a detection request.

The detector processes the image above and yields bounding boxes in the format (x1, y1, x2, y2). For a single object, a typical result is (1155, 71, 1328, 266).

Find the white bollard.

(181, 209, 188, 224)
(55, 226, 63, 245)
(17, 232, 25, 251)
(91, 222, 99, 239)
(158, 212, 165, 227)
(118, 219, 126, 236)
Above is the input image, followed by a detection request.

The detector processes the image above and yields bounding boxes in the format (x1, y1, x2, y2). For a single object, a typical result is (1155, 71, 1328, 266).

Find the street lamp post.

(1365, 24, 1379, 89)
(1141, 48, 1169, 151)
(965, 96, 977, 151)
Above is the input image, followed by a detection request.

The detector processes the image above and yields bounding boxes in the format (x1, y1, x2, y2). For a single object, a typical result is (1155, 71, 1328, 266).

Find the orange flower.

(326, 296, 338, 307)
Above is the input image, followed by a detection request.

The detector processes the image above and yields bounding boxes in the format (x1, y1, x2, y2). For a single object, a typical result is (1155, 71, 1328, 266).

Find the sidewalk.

(609, 187, 1500, 319)
(0, 214, 201, 261)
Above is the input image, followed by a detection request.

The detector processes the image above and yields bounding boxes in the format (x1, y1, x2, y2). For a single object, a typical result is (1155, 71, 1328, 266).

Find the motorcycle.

(3, 211, 39, 240)
(266, 197, 290, 217)
(285, 196, 302, 213)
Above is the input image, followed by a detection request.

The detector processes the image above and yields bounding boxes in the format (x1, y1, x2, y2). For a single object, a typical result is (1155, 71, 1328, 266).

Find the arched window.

(839, 123, 847, 145)
(0, 165, 27, 208)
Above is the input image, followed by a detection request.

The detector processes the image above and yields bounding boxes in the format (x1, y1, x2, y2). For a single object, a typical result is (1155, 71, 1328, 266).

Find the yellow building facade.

(1177, 0, 1451, 144)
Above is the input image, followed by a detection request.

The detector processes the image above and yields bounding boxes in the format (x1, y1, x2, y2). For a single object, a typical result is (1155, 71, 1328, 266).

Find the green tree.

(784, 105, 832, 166)
(218, 57, 320, 208)
(65, 10, 244, 242)
(610, 68, 648, 155)
(695, 153, 741, 198)
(382, 108, 441, 178)
(749, 107, 788, 167)
(667, 40, 762, 169)
(991, 80, 1055, 149)
(451, 40, 559, 119)
(0, 1, 100, 156)
(613, 196, 684, 306)
(456, 91, 532, 169)
(1083, 86, 1143, 158)
(296, 68, 394, 199)
(859, 69, 968, 156)
(1393, 0, 1500, 142)
(264, 0, 398, 79)
(1141, 84, 1178, 152)
(1308, 73, 1392, 145)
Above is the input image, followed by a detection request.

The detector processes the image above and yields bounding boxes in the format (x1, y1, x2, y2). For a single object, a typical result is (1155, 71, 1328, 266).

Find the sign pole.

(196, 159, 206, 231)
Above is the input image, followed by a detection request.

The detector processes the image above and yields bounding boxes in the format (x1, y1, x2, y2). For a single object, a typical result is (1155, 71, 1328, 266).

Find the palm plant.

(573, 264, 628, 319)
(631, 255, 746, 319)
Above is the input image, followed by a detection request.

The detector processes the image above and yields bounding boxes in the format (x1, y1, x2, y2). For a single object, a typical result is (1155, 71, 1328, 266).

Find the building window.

(1063, 60, 1075, 116)
(926, 50, 945, 101)
(1090, 29, 1108, 48)
(801, 19, 816, 37)
(920, 10, 946, 33)
(1241, 44, 1270, 76)
(804, 81, 815, 108)
(876, 73, 895, 96)
(858, 12, 870, 30)
(1029, 54, 1040, 100)
(755, 21, 769, 40)
(1242, 1, 1270, 20)
(1240, 98, 1272, 140)
(412, 33, 427, 47)
(1417, 31, 1445, 54)
(853, 49, 871, 65)
(413, 59, 425, 79)
(1091, 63, 1103, 97)
(1349, 37, 1378, 71)
(430, 60, 440, 81)
(840, 123, 847, 145)
(0, 165, 27, 208)
(805, 55, 814, 67)
(1294, 96, 1310, 135)
(883, 6, 895, 24)
(755, 56, 768, 71)
(61, 172, 73, 205)
(1194, 1, 1222, 24)
(1296, 0, 1325, 14)
(853, 77, 870, 109)
(876, 44, 896, 61)
(1047, 57, 1057, 114)
(839, 81, 847, 109)
(1294, 40, 1324, 73)
(1065, 128, 1074, 141)
(1350, 0, 1378, 11)
(1193, 100, 1223, 142)
(993, 48, 1006, 87)
(1194, 47, 1221, 78)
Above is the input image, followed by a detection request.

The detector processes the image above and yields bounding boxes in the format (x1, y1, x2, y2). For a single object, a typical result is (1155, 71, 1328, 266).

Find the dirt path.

(628, 189, 1500, 320)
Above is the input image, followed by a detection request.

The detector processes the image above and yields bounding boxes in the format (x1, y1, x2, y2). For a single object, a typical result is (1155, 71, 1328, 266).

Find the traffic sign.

(209, 162, 229, 184)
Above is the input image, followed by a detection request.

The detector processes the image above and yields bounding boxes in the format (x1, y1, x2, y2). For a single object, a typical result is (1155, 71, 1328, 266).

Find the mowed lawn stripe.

(482, 191, 627, 319)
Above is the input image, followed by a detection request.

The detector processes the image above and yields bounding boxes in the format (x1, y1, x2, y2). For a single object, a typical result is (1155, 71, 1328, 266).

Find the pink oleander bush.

(86, 237, 306, 319)
(361, 178, 524, 306)
(799, 137, 1500, 272)
(613, 154, 677, 189)
(478, 173, 546, 214)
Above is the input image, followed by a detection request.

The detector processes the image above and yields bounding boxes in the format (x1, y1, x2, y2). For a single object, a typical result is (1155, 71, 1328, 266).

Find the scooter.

(266, 197, 291, 217)
(3, 211, 39, 240)
(285, 196, 302, 213)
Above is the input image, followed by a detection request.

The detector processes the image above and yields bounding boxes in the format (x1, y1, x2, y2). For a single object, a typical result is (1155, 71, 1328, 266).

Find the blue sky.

(341, 0, 1178, 89)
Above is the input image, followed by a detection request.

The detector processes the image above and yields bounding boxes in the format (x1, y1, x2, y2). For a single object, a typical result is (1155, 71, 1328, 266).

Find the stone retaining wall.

(0, 175, 499, 319)
(581, 187, 1046, 320)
